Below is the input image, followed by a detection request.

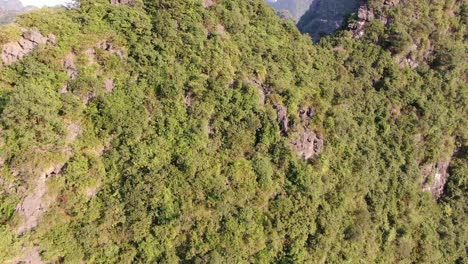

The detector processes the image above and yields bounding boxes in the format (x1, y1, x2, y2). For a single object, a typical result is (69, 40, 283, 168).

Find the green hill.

(0, 0, 466, 263)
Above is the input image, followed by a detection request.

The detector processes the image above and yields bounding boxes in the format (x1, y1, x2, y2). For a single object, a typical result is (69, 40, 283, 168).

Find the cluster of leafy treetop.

(0, 0, 465, 263)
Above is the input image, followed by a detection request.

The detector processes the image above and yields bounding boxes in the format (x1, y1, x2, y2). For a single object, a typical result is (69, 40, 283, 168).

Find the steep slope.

(0, 0, 466, 263)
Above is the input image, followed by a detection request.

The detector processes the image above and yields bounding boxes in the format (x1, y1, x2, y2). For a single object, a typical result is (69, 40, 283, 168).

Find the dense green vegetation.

(0, 0, 466, 263)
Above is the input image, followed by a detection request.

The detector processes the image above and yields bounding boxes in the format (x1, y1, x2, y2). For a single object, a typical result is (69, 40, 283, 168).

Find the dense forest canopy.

(0, 0, 466, 263)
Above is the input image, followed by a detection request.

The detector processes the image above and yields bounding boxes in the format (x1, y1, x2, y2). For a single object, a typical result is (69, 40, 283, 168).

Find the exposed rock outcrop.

(60, 53, 78, 93)
(291, 107, 323, 160)
(83, 47, 96, 64)
(66, 122, 82, 142)
(63, 53, 78, 80)
(274, 104, 289, 135)
(298, 106, 315, 124)
(13, 246, 44, 264)
(16, 163, 65, 235)
(421, 159, 451, 200)
(1, 30, 56, 65)
(348, 0, 400, 39)
(104, 78, 115, 93)
(274, 104, 323, 160)
(349, 4, 373, 39)
(291, 128, 324, 160)
(98, 41, 124, 59)
(202, 0, 217, 9)
(110, 0, 135, 5)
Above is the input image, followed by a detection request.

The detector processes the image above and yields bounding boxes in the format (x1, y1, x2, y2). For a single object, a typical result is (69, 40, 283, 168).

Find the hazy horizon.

(20, 0, 70, 7)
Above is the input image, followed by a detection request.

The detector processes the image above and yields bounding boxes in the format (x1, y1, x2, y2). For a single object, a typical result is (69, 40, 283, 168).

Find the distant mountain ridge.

(0, 0, 23, 11)
(265, 0, 314, 21)
(0, 0, 36, 25)
(266, 0, 360, 41)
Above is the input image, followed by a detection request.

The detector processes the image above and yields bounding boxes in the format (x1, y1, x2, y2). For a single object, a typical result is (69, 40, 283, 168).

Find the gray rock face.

(1, 30, 55, 65)
(202, 0, 216, 9)
(63, 53, 78, 80)
(98, 41, 124, 59)
(421, 160, 451, 200)
(110, 0, 135, 5)
(291, 107, 323, 160)
(274, 104, 323, 160)
(104, 78, 115, 93)
(274, 104, 289, 135)
(291, 128, 323, 160)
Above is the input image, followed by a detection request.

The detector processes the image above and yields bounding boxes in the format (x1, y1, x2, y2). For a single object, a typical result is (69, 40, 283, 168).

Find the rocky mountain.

(0, 0, 465, 263)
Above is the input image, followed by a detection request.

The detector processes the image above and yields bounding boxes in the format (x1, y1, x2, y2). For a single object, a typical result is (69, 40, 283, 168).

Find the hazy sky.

(20, 0, 70, 7)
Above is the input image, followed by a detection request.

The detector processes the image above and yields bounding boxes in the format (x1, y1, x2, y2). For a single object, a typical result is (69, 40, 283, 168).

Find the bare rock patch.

(273, 104, 324, 160)
(110, 0, 135, 5)
(13, 246, 44, 264)
(291, 129, 324, 160)
(421, 159, 451, 200)
(1, 29, 56, 65)
(104, 78, 115, 93)
(202, 0, 217, 9)
(274, 104, 289, 135)
(98, 41, 124, 59)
